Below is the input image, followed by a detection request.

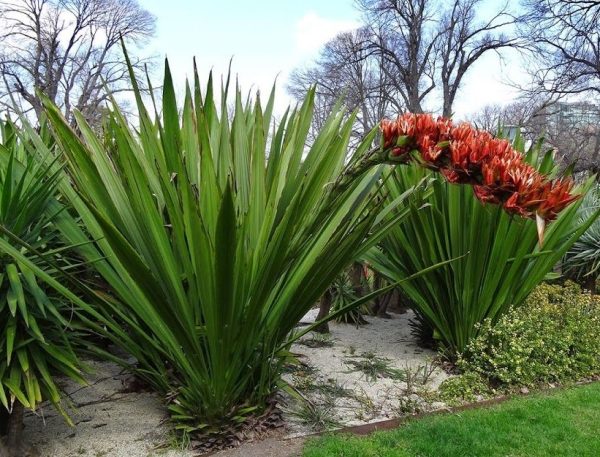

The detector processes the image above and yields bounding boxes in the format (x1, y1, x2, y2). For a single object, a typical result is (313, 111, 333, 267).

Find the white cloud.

(294, 11, 359, 55)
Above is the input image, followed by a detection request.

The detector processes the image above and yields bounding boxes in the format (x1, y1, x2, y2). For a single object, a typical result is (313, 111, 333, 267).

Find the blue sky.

(139, 0, 523, 119)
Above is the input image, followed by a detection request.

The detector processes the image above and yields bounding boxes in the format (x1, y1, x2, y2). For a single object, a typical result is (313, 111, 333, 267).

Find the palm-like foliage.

(28, 60, 411, 435)
(329, 272, 367, 325)
(366, 136, 599, 354)
(563, 185, 600, 285)
(0, 121, 85, 422)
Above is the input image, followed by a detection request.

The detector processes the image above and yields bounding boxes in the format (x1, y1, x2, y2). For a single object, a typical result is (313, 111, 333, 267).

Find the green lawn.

(303, 382, 600, 457)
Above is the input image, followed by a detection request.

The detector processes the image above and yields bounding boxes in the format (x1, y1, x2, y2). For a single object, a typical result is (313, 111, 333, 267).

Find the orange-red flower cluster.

(380, 113, 578, 221)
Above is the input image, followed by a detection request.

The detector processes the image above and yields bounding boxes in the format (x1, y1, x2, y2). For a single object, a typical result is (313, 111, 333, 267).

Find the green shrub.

(9, 58, 416, 439)
(329, 271, 368, 324)
(563, 185, 600, 290)
(438, 372, 492, 405)
(0, 120, 86, 423)
(458, 282, 600, 387)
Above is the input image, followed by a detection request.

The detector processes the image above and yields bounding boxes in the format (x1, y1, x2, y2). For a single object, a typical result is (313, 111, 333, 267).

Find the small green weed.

(289, 401, 341, 431)
(297, 333, 335, 348)
(345, 352, 406, 382)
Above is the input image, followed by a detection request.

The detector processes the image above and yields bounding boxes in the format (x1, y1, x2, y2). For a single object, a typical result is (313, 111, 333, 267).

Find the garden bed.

(22, 360, 186, 457)
(20, 293, 600, 456)
(22, 310, 450, 456)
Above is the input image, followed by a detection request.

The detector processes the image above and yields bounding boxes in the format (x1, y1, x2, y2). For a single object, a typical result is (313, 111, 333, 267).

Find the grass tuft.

(289, 401, 342, 432)
(297, 333, 335, 348)
(345, 352, 406, 382)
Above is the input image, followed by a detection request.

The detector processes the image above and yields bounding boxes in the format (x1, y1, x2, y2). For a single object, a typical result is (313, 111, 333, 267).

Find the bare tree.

(520, 0, 600, 98)
(288, 27, 393, 139)
(466, 103, 508, 131)
(545, 103, 600, 175)
(357, 0, 438, 114)
(290, 0, 519, 132)
(437, 0, 518, 116)
(466, 98, 550, 134)
(516, 1, 600, 174)
(357, 0, 518, 116)
(0, 0, 155, 124)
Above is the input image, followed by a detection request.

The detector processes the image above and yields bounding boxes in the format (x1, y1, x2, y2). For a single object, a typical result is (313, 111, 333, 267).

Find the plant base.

(189, 400, 285, 454)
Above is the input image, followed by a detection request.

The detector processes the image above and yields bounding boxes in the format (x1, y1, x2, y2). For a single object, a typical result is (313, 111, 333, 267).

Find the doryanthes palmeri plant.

(365, 126, 597, 354)
(0, 120, 86, 453)
(377, 114, 579, 235)
(27, 58, 418, 439)
(1, 67, 583, 443)
(328, 271, 368, 325)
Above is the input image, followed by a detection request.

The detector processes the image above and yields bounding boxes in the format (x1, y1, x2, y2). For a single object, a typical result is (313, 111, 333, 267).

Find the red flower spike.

(379, 113, 581, 229)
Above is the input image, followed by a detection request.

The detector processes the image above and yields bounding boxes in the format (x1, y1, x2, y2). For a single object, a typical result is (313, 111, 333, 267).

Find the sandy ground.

(22, 310, 448, 456)
(23, 361, 192, 457)
(284, 310, 448, 434)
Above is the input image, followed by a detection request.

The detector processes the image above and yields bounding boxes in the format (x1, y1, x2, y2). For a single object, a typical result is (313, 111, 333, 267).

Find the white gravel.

(23, 309, 448, 455)
(285, 309, 448, 434)
(23, 360, 193, 457)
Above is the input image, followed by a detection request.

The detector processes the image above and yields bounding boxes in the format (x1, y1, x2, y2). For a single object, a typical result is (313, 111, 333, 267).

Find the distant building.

(544, 101, 600, 175)
(502, 125, 520, 142)
(551, 102, 600, 128)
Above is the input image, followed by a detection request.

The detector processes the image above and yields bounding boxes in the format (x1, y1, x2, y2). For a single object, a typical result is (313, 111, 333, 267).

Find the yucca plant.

(11, 57, 418, 439)
(365, 134, 599, 354)
(0, 120, 86, 452)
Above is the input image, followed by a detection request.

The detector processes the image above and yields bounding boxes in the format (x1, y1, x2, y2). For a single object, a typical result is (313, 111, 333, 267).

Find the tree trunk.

(371, 271, 396, 318)
(0, 440, 9, 457)
(350, 262, 365, 297)
(442, 96, 453, 118)
(314, 289, 333, 334)
(371, 271, 384, 315)
(349, 262, 369, 324)
(5, 402, 24, 455)
(590, 132, 600, 177)
(0, 407, 8, 457)
(585, 274, 596, 295)
(0, 407, 8, 437)
(388, 288, 409, 314)
(375, 291, 393, 318)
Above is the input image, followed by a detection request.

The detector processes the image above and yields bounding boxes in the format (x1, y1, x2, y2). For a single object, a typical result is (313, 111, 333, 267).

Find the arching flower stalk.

(343, 113, 580, 242)
(382, 114, 578, 219)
